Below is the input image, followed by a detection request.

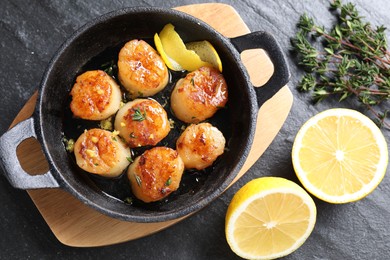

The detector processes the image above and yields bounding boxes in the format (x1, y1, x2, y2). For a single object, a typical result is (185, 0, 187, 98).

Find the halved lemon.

(186, 40, 223, 72)
(292, 108, 388, 203)
(225, 177, 316, 260)
(155, 23, 212, 71)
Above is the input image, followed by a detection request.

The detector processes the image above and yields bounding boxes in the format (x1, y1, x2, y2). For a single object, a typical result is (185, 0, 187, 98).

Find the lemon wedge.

(292, 108, 388, 203)
(155, 23, 212, 71)
(186, 40, 223, 72)
(225, 177, 317, 260)
(154, 33, 183, 71)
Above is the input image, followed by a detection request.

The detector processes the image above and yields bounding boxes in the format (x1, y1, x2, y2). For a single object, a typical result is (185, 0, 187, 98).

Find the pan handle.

(230, 31, 291, 108)
(0, 117, 60, 189)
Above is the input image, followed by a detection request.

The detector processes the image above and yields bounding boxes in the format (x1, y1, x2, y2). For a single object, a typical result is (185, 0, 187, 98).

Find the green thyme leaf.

(165, 177, 172, 186)
(132, 107, 147, 121)
(134, 174, 142, 187)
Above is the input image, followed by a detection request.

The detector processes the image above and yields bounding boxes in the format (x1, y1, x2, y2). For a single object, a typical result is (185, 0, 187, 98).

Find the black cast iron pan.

(0, 7, 290, 222)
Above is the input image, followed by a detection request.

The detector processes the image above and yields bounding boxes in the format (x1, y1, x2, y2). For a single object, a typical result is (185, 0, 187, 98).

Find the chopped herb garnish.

(169, 118, 175, 129)
(112, 136, 117, 141)
(190, 77, 195, 86)
(99, 117, 113, 130)
(134, 174, 142, 187)
(101, 60, 117, 77)
(126, 156, 133, 163)
(123, 92, 132, 103)
(138, 91, 144, 97)
(63, 137, 75, 153)
(94, 163, 99, 166)
(124, 197, 133, 204)
(161, 95, 168, 107)
(165, 177, 172, 186)
(132, 107, 147, 121)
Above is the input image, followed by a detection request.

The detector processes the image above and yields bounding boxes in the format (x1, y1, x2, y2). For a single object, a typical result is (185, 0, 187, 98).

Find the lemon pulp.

(225, 177, 316, 260)
(292, 108, 388, 203)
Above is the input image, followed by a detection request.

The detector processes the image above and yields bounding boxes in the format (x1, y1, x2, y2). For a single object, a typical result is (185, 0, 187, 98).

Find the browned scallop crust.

(70, 70, 121, 120)
(74, 128, 131, 177)
(171, 66, 228, 123)
(127, 147, 184, 203)
(114, 99, 170, 148)
(118, 39, 169, 98)
(176, 123, 226, 170)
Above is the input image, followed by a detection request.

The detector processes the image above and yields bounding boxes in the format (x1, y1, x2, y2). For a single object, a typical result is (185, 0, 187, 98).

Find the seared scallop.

(127, 147, 184, 203)
(114, 98, 170, 148)
(73, 128, 131, 177)
(70, 70, 122, 120)
(171, 66, 228, 123)
(176, 123, 226, 170)
(118, 39, 169, 98)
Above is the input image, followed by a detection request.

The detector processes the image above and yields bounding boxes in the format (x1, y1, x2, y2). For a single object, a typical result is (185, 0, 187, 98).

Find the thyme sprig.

(132, 107, 147, 121)
(291, 0, 390, 128)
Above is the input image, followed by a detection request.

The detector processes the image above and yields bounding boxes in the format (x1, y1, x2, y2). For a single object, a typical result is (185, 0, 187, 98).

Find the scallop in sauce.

(73, 128, 131, 178)
(70, 70, 122, 120)
(176, 123, 226, 170)
(127, 146, 184, 203)
(118, 39, 169, 98)
(114, 98, 170, 148)
(170, 66, 228, 123)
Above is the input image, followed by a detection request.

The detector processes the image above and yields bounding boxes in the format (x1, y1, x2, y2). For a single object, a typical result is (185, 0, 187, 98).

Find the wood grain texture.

(11, 3, 292, 247)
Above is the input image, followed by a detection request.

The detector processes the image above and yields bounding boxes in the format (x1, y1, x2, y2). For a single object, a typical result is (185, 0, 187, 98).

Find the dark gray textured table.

(1, 0, 389, 259)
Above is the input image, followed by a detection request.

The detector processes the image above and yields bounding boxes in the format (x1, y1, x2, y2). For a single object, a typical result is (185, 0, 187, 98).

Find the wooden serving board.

(11, 3, 293, 247)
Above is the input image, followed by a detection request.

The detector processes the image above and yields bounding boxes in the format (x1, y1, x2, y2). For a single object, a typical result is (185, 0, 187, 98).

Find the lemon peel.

(154, 33, 183, 71)
(155, 23, 212, 71)
(186, 40, 223, 72)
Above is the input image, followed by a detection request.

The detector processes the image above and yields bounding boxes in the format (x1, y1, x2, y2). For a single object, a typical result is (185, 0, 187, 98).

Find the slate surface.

(0, 0, 389, 259)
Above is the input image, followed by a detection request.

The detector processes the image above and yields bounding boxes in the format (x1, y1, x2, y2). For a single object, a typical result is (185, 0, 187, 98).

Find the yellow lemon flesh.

(155, 23, 213, 71)
(225, 177, 316, 260)
(186, 40, 223, 72)
(292, 108, 388, 203)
